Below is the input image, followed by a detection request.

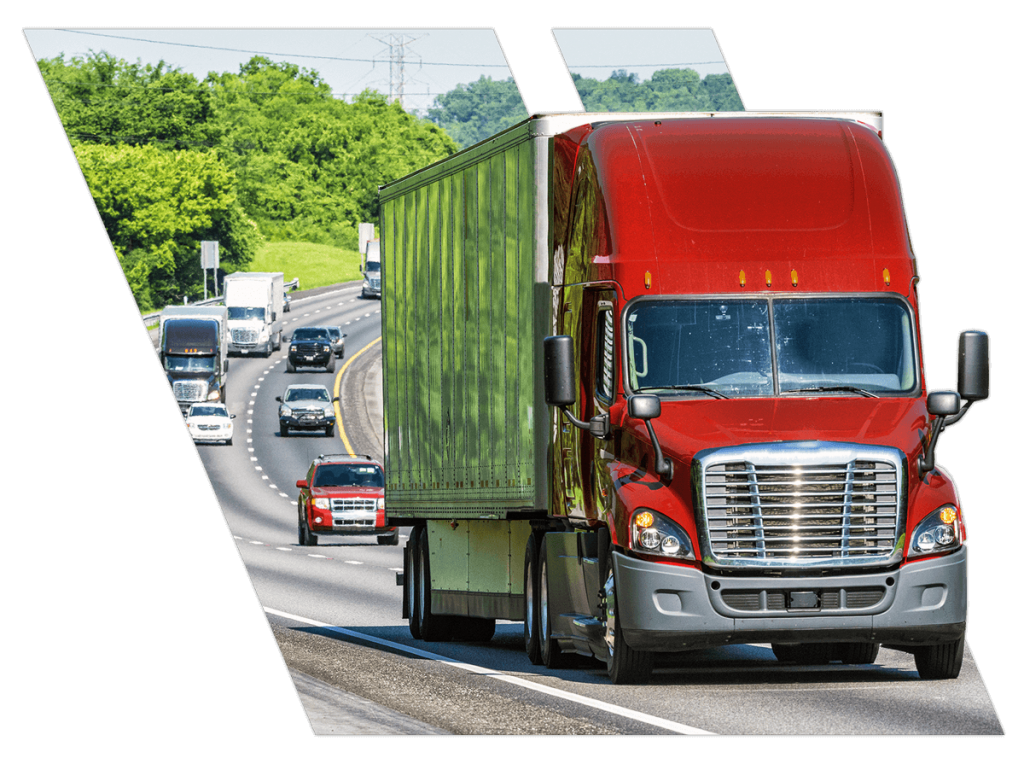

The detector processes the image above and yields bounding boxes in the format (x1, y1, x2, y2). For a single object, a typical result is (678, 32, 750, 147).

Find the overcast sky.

(24, 27, 733, 115)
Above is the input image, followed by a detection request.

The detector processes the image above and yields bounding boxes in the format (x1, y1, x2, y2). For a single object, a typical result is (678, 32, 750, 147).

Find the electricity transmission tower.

(370, 33, 427, 112)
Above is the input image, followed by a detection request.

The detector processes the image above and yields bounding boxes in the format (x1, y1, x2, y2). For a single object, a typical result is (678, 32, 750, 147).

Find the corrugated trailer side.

(380, 121, 551, 520)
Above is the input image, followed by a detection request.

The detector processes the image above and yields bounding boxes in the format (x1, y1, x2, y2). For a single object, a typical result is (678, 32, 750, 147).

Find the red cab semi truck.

(378, 112, 988, 684)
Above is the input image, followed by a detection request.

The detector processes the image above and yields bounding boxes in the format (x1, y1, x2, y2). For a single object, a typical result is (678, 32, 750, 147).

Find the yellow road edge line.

(333, 336, 382, 457)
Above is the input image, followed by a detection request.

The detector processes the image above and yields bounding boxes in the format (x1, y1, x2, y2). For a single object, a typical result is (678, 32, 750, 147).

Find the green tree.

(74, 142, 260, 310)
(571, 68, 743, 113)
(426, 76, 528, 149)
(37, 51, 218, 150)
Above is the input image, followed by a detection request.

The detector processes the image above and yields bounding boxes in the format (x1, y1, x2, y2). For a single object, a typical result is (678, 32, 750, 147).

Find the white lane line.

(279, 493, 290, 498)
(307, 554, 328, 559)
(264, 607, 713, 735)
(276, 547, 292, 552)
(344, 561, 364, 566)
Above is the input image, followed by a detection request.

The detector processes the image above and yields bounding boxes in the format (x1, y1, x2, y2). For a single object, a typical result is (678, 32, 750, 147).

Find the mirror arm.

(643, 420, 674, 480)
(942, 399, 973, 427)
(557, 404, 589, 431)
(918, 414, 948, 477)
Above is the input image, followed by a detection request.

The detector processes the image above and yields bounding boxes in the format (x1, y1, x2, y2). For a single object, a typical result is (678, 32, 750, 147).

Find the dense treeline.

(40, 51, 742, 310)
(425, 69, 742, 149)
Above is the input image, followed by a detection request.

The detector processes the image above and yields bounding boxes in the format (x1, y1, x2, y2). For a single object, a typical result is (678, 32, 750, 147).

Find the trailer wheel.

(914, 636, 964, 680)
(538, 535, 564, 668)
(416, 529, 453, 642)
(604, 570, 653, 685)
(406, 528, 421, 639)
(523, 533, 542, 665)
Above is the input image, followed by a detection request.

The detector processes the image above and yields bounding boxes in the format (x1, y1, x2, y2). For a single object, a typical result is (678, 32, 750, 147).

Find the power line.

(51, 30, 725, 72)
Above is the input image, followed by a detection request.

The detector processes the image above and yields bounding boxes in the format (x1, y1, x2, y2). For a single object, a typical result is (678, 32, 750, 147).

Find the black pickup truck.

(287, 326, 335, 373)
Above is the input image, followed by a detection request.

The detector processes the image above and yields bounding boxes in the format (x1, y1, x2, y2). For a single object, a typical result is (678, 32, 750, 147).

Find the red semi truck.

(379, 112, 987, 684)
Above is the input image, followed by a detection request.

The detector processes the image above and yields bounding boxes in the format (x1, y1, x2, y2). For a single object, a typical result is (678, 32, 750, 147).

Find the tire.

(914, 636, 965, 680)
(326, 357, 336, 373)
(523, 533, 542, 665)
(324, 422, 335, 437)
(772, 643, 832, 665)
(377, 532, 398, 546)
(415, 528, 452, 642)
(299, 516, 317, 547)
(406, 528, 421, 639)
(225, 437, 233, 446)
(286, 360, 295, 373)
(538, 535, 564, 668)
(838, 642, 880, 665)
(280, 423, 289, 437)
(604, 569, 654, 685)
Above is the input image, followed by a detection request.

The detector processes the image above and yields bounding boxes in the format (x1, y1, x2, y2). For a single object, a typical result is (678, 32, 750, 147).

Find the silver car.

(276, 384, 339, 437)
(323, 326, 346, 358)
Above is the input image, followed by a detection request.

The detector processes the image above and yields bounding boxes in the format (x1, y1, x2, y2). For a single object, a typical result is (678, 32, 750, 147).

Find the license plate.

(241, 349, 249, 354)
(789, 591, 819, 609)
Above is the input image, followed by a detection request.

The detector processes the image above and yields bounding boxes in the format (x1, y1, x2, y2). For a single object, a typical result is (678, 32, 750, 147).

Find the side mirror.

(543, 335, 576, 407)
(927, 391, 961, 417)
(275, 396, 282, 403)
(628, 394, 662, 421)
(332, 396, 340, 403)
(230, 414, 237, 420)
(958, 330, 989, 402)
(296, 479, 308, 489)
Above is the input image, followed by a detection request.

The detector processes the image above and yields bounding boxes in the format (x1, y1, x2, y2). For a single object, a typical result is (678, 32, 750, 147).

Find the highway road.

(194, 283, 1004, 736)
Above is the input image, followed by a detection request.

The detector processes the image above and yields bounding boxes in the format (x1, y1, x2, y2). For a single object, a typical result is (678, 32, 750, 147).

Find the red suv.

(295, 454, 397, 546)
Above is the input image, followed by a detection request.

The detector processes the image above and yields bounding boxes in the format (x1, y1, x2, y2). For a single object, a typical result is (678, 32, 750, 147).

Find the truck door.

(581, 294, 617, 525)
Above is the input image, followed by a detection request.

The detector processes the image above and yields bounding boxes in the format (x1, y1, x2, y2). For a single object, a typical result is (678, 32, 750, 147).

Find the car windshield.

(292, 328, 329, 341)
(285, 388, 330, 402)
(165, 355, 216, 373)
(624, 296, 917, 398)
(313, 464, 384, 487)
(189, 406, 227, 418)
(227, 306, 265, 321)
(326, 328, 341, 340)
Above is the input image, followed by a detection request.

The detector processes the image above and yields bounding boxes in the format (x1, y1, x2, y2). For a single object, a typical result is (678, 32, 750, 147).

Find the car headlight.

(630, 509, 695, 561)
(909, 505, 963, 558)
(280, 406, 292, 416)
(313, 498, 330, 510)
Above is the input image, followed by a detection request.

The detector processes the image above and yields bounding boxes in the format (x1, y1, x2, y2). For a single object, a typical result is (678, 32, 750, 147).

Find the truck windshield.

(366, 261, 381, 273)
(164, 355, 216, 373)
(624, 296, 917, 398)
(227, 306, 265, 321)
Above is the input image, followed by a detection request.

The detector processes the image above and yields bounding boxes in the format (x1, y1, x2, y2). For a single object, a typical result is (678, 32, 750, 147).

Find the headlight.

(377, 497, 385, 510)
(630, 509, 695, 561)
(909, 505, 962, 558)
(206, 388, 220, 401)
(313, 498, 330, 510)
(280, 406, 292, 416)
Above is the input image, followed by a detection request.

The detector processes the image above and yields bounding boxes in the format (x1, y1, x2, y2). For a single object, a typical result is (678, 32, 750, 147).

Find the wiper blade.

(783, 385, 878, 398)
(640, 385, 730, 399)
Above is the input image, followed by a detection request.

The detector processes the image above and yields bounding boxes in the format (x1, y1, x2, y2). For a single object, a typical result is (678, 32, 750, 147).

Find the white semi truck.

(223, 272, 284, 357)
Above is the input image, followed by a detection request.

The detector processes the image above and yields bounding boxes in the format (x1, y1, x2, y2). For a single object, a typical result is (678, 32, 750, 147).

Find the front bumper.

(229, 339, 271, 356)
(289, 350, 331, 366)
(613, 548, 967, 652)
(280, 414, 334, 430)
(190, 428, 232, 442)
(311, 507, 394, 535)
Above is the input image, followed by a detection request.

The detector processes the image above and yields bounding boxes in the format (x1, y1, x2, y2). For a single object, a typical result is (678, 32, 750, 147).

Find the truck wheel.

(604, 570, 653, 685)
(914, 636, 965, 680)
(538, 535, 564, 668)
(838, 642, 880, 665)
(406, 528, 422, 639)
(523, 534, 542, 665)
(416, 529, 453, 642)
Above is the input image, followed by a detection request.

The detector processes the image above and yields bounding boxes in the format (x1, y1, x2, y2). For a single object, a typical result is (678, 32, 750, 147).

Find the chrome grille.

(232, 328, 258, 344)
(696, 442, 905, 569)
(173, 380, 207, 402)
(330, 497, 377, 512)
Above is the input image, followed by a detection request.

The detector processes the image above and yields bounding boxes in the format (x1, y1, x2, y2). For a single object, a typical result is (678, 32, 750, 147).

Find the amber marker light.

(765, 269, 772, 288)
(883, 268, 891, 286)
(791, 269, 798, 287)
(739, 270, 746, 288)
(645, 271, 652, 289)
(635, 511, 655, 529)
(940, 506, 959, 525)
